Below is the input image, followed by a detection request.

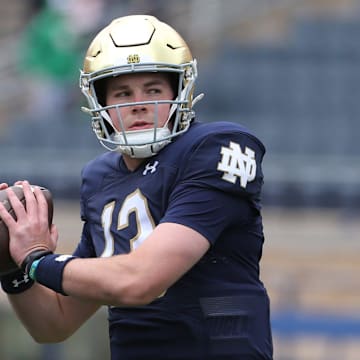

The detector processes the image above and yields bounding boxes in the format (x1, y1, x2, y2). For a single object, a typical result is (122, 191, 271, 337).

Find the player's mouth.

(128, 121, 153, 130)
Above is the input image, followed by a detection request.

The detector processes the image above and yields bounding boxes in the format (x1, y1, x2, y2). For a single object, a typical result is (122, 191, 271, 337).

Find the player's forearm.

(8, 284, 68, 342)
(8, 284, 94, 343)
(62, 255, 160, 306)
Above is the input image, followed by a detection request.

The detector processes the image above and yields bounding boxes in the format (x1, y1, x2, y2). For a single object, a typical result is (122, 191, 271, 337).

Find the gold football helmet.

(80, 15, 203, 158)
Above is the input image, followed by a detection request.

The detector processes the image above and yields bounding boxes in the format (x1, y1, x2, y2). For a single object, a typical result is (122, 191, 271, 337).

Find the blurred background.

(0, 0, 360, 359)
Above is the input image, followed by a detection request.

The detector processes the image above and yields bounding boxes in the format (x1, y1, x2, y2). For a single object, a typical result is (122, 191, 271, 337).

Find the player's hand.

(0, 181, 58, 267)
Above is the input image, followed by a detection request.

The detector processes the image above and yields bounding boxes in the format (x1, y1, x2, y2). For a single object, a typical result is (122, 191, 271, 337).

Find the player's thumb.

(49, 224, 59, 250)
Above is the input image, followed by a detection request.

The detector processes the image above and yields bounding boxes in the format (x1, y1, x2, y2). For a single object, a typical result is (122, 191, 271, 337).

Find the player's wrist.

(21, 249, 53, 275)
(1, 268, 34, 294)
(28, 253, 78, 296)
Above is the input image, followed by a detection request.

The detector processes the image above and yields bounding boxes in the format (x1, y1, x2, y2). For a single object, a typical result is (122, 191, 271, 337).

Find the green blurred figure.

(18, 0, 105, 119)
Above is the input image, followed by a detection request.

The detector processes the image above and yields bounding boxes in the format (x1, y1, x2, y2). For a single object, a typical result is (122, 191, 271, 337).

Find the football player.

(0, 15, 273, 359)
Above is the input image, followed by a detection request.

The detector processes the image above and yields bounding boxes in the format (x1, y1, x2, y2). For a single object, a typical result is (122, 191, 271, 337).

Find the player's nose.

(131, 103, 147, 113)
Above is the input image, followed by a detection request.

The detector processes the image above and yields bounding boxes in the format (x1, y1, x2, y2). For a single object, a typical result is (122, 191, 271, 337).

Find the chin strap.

(114, 127, 171, 158)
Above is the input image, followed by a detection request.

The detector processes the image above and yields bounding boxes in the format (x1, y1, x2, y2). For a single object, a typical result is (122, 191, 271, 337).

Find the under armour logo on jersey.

(217, 141, 256, 188)
(143, 161, 159, 175)
(12, 274, 31, 288)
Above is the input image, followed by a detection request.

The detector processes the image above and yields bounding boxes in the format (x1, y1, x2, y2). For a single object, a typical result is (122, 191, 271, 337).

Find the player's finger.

(0, 183, 8, 190)
(6, 187, 27, 220)
(0, 202, 16, 227)
(33, 186, 49, 227)
(21, 181, 38, 216)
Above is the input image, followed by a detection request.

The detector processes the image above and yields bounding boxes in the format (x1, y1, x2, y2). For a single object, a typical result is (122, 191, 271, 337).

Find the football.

(0, 185, 53, 275)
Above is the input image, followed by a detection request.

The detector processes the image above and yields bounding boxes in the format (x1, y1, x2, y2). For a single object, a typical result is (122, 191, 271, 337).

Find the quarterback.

(0, 15, 273, 359)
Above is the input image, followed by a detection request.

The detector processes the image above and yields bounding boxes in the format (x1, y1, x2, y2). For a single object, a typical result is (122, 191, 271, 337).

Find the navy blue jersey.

(74, 121, 273, 359)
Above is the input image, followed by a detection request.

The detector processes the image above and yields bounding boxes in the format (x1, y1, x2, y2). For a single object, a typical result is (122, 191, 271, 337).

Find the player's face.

(105, 73, 174, 132)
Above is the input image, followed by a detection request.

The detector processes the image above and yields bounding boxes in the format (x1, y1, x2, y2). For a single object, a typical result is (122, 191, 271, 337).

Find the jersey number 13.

(100, 189, 155, 257)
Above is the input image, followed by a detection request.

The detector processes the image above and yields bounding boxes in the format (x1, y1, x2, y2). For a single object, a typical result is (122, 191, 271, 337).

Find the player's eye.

(147, 87, 162, 95)
(114, 90, 130, 97)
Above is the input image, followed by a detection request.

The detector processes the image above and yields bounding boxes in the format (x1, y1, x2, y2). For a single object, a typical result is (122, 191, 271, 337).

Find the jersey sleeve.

(160, 130, 265, 245)
(72, 221, 97, 258)
(71, 163, 101, 258)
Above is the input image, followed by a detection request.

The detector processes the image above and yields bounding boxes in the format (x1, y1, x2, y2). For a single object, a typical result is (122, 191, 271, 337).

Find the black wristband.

(1, 269, 34, 294)
(21, 250, 53, 275)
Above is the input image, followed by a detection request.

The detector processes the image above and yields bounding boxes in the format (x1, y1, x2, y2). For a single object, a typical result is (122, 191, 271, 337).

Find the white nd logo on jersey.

(217, 141, 256, 188)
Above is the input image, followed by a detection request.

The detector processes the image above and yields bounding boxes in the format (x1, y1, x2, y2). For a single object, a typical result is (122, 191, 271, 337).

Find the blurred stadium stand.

(1, 1, 360, 360)
(1, 0, 360, 208)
